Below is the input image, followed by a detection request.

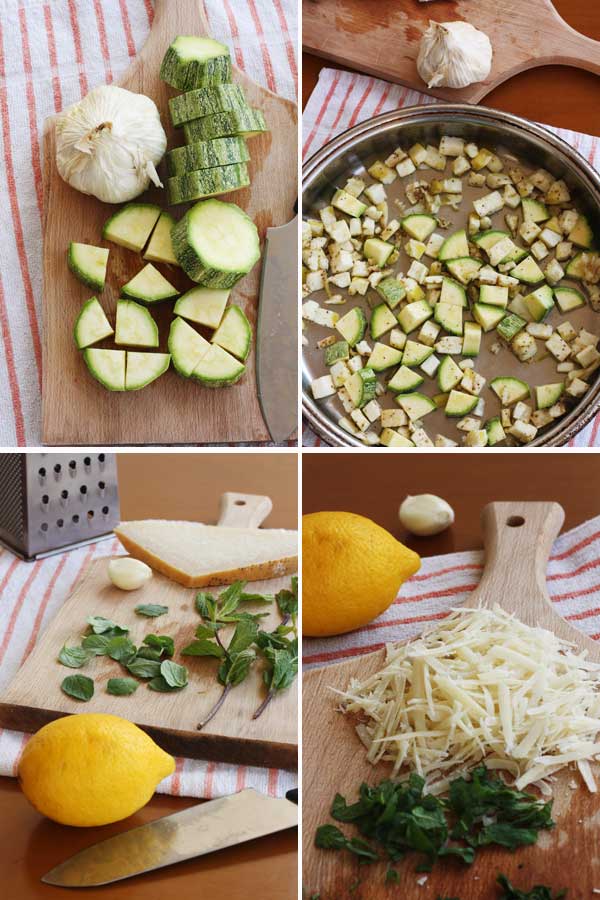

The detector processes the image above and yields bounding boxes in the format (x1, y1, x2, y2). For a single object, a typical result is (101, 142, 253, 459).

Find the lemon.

(302, 511, 421, 637)
(18, 713, 175, 826)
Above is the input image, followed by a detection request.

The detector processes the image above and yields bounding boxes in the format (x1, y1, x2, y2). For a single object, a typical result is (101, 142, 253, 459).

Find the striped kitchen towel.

(0, 537, 296, 800)
(302, 67, 600, 448)
(303, 512, 600, 668)
(0, 0, 297, 447)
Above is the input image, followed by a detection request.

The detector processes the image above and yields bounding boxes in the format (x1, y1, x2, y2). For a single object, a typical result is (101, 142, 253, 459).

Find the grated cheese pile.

(338, 606, 600, 795)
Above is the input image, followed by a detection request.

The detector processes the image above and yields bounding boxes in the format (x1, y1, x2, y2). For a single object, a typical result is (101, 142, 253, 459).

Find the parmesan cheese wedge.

(114, 519, 298, 587)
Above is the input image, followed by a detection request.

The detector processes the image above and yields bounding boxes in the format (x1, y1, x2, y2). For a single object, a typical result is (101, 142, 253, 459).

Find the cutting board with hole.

(0, 493, 298, 770)
(303, 0, 600, 105)
(41, 0, 297, 445)
(303, 502, 600, 898)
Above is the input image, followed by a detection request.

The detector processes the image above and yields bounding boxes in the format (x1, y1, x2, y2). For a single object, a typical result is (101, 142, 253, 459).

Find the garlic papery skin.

(55, 85, 167, 203)
(417, 20, 492, 90)
(108, 557, 153, 591)
(399, 494, 455, 537)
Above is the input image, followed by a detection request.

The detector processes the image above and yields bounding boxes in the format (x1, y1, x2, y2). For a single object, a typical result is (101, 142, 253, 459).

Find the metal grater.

(0, 453, 120, 560)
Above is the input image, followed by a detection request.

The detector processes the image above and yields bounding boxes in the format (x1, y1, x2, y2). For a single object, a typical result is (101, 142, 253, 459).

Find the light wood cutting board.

(42, 0, 297, 445)
(303, 0, 600, 105)
(303, 502, 600, 898)
(0, 493, 298, 770)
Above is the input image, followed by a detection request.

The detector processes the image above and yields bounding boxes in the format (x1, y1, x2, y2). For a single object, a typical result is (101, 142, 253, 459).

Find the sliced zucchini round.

(211, 305, 252, 361)
(402, 340, 433, 367)
(335, 307, 367, 347)
(174, 286, 229, 329)
(472, 303, 505, 333)
(143, 212, 179, 267)
(73, 297, 114, 350)
(397, 300, 433, 334)
(166, 137, 250, 177)
(522, 197, 549, 224)
(68, 243, 109, 290)
(445, 389, 478, 417)
(434, 302, 463, 336)
(511, 255, 545, 284)
(444, 257, 482, 284)
(125, 352, 171, 391)
(462, 321, 482, 357)
(387, 365, 424, 394)
(121, 264, 179, 304)
(401, 214, 437, 242)
(160, 36, 231, 91)
(366, 343, 403, 372)
(346, 368, 377, 408)
(169, 84, 247, 128)
(192, 343, 246, 387)
(167, 163, 250, 205)
(490, 377, 530, 407)
(554, 286, 586, 313)
(524, 285, 554, 322)
(536, 382, 564, 410)
(437, 355, 463, 393)
(363, 237, 393, 268)
(84, 348, 126, 391)
(183, 108, 267, 144)
(397, 392, 436, 421)
(371, 303, 398, 339)
(568, 215, 594, 250)
(102, 204, 161, 252)
(115, 301, 159, 348)
(440, 277, 467, 308)
(438, 229, 469, 261)
(168, 316, 211, 378)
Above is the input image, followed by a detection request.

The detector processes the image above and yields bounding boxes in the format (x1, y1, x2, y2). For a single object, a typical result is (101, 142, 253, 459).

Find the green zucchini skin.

(166, 136, 249, 177)
(167, 163, 250, 205)
(183, 108, 267, 143)
(160, 45, 232, 91)
(169, 84, 247, 128)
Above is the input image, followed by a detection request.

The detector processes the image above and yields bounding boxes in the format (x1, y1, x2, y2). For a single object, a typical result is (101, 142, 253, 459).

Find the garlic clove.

(398, 494, 455, 537)
(417, 20, 492, 91)
(108, 557, 153, 591)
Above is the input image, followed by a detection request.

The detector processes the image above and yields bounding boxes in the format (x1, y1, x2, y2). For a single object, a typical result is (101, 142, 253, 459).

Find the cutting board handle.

(474, 501, 564, 623)
(217, 493, 273, 528)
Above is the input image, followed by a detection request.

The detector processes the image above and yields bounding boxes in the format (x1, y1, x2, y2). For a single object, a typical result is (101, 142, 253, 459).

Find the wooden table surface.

(302, 1, 600, 135)
(0, 452, 298, 900)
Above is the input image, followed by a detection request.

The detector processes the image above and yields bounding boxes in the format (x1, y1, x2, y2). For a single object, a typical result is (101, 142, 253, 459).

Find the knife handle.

(286, 788, 298, 805)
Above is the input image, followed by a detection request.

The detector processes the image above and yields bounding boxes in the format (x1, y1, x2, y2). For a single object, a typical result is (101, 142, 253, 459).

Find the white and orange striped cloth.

(303, 513, 600, 669)
(302, 67, 600, 448)
(0, 538, 297, 799)
(0, 0, 297, 447)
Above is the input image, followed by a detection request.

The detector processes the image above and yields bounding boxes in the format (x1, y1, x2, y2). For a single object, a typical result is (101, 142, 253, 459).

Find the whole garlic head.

(417, 20, 492, 90)
(55, 85, 167, 203)
(399, 494, 455, 537)
(108, 557, 153, 591)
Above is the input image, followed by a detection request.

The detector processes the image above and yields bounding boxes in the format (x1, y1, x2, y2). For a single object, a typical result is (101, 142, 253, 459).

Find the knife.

(256, 214, 298, 444)
(41, 788, 298, 888)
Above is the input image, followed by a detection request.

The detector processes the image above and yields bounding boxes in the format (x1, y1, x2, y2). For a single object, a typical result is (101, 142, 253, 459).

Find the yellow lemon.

(302, 511, 421, 637)
(18, 713, 175, 827)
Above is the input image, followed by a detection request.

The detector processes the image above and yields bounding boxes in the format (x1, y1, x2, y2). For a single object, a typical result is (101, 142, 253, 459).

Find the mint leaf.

(135, 604, 168, 618)
(148, 675, 180, 692)
(142, 634, 174, 657)
(106, 636, 137, 664)
(87, 616, 128, 636)
(107, 677, 139, 696)
(61, 674, 94, 701)
(181, 638, 225, 658)
(195, 592, 216, 619)
(497, 875, 566, 900)
(160, 659, 188, 688)
(228, 618, 258, 656)
(221, 648, 256, 686)
(58, 645, 90, 668)
(135, 646, 163, 661)
(81, 634, 112, 655)
(126, 657, 162, 679)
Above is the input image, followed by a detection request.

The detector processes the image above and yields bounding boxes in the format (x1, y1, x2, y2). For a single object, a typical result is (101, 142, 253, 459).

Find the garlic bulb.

(55, 85, 167, 203)
(108, 557, 153, 591)
(398, 494, 455, 537)
(417, 20, 492, 90)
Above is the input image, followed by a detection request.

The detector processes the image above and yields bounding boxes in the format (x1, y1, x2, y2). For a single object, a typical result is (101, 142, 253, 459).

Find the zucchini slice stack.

(160, 36, 267, 205)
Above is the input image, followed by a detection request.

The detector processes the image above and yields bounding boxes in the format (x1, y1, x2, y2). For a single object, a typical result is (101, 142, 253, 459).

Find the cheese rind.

(114, 519, 298, 587)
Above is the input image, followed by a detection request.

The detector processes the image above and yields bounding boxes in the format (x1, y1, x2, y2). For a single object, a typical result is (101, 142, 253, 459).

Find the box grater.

(0, 453, 120, 560)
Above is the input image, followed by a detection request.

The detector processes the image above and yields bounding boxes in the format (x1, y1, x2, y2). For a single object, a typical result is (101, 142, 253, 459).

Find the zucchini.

(554, 286, 586, 313)
(192, 343, 246, 387)
(490, 376, 530, 406)
(169, 84, 247, 128)
(102, 204, 161, 252)
(380, 429, 414, 448)
(366, 342, 403, 372)
(167, 163, 250, 205)
(160, 36, 232, 91)
(171, 199, 260, 288)
(183, 108, 267, 143)
(168, 316, 212, 377)
(479, 284, 508, 308)
(84, 348, 125, 391)
(524, 284, 554, 322)
(472, 303, 505, 332)
(536, 382, 564, 409)
(522, 197, 549, 223)
(336, 308, 367, 346)
(211, 305, 252, 361)
(486, 417, 506, 446)
(438, 229, 469, 261)
(462, 321, 482, 357)
(166, 136, 249, 176)
(332, 189, 367, 218)
(346, 368, 377, 408)
(445, 390, 478, 417)
(387, 365, 424, 394)
(511, 255, 545, 284)
(375, 277, 405, 310)
(401, 213, 437, 241)
(126, 352, 170, 391)
(397, 299, 433, 334)
(434, 302, 463, 336)
(68, 243, 109, 290)
(445, 257, 482, 284)
(402, 340, 433, 367)
(472, 229, 509, 253)
(363, 237, 394, 267)
(496, 313, 526, 343)
(440, 277, 467, 308)
(174, 286, 230, 329)
(565, 252, 600, 281)
(568, 215, 594, 249)
(371, 303, 398, 339)
(437, 355, 463, 393)
(397, 392, 436, 421)
(115, 300, 159, 348)
(121, 263, 179, 303)
(143, 212, 179, 266)
(73, 297, 113, 349)
(324, 341, 350, 365)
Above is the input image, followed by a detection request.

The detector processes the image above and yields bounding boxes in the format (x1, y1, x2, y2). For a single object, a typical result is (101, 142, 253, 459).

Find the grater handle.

(217, 493, 273, 529)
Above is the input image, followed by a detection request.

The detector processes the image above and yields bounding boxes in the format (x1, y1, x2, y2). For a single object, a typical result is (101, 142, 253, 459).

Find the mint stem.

(252, 688, 276, 719)
(197, 684, 232, 730)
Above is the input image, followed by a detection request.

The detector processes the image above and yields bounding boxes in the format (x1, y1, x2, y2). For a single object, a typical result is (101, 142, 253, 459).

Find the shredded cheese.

(338, 606, 600, 794)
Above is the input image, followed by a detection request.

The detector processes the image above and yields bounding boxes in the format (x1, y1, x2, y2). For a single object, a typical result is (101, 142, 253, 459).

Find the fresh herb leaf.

(86, 616, 128, 636)
(181, 639, 226, 658)
(135, 604, 168, 618)
(227, 618, 259, 656)
(195, 592, 216, 619)
(142, 634, 175, 657)
(160, 659, 188, 689)
(148, 675, 178, 692)
(276, 576, 298, 620)
(385, 867, 399, 884)
(220, 648, 256, 686)
(315, 825, 378, 862)
(81, 633, 112, 655)
(497, 874, 566, 900)
(135, 646, 163, 661)
(126, 657, 162, 679)
(107, 677, 139, 696)
(58, 645, 90, 668)
(193, 622, 223, 639)
(61, 674, 94, 701)
(106, 636, 137, 664)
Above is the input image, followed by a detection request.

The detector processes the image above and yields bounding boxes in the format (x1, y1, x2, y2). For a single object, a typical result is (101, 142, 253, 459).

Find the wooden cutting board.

(303, 502, 600, 898)
(0, 493, 298, 770)
(42, 0, 297, 445)
(303, 0, 600, 105)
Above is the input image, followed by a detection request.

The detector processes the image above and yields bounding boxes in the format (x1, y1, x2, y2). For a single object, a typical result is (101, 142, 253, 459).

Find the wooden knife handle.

(217, 493, 273, 528)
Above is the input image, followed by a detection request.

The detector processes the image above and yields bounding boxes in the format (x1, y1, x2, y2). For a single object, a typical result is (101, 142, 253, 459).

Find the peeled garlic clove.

(399, 494, 455, 536)
(108, 557, 153, 591)
(417, 20, 492, 90)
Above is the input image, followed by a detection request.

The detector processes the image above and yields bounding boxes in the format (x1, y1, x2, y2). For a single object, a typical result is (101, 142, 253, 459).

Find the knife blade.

(256, 215, 298, 444)
(41, 788, 298, 888)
